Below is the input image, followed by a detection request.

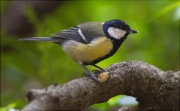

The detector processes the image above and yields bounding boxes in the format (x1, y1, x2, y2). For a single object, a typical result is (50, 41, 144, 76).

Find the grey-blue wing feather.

(52, 26, 87, 44)
(52, 22, 105, 44)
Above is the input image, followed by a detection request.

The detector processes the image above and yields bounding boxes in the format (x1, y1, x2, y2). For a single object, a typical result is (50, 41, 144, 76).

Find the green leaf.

(0, 103, 16, 111)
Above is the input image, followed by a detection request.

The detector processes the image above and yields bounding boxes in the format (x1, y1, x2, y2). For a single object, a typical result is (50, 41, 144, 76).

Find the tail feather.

(19, 37, 62, 43)
(19, 37, 54, 41)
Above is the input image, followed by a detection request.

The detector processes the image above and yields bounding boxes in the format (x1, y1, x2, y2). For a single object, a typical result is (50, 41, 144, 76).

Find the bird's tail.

(19, 37, 62, 43)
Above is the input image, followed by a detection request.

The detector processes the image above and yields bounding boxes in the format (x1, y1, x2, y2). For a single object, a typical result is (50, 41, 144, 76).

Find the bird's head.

(103, 19, 138, 40)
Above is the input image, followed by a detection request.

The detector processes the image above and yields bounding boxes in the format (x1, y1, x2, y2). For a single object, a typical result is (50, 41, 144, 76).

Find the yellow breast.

(62, 37, 113, 64)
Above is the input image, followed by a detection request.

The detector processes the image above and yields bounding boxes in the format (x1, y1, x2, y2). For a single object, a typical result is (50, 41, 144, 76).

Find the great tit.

(19, 19, 138, 82)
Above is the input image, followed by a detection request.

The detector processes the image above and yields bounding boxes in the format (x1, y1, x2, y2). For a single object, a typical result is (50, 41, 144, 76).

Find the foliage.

(0, 103, 16, 111)
(1, 1, 179, 110)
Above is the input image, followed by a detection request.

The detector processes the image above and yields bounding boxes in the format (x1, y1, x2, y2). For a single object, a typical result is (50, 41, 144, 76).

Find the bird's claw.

(83, 72, 100, 83)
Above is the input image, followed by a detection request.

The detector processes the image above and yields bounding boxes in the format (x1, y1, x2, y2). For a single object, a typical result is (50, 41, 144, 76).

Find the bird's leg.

(80, 64, 100, 82)
(91, 64, 107, 72)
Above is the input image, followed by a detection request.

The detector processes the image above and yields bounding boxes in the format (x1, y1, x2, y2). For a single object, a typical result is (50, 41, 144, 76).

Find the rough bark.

(22, 61, 180, 111)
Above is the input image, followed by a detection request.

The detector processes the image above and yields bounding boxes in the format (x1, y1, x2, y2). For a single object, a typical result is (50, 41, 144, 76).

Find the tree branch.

(22, 61, 180, 110)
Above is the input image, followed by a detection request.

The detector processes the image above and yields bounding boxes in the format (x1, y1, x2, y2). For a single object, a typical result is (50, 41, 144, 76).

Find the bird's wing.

(51, 26, 87, 44)
(78, 22, 106, 43)
(52, 22, 106, 44)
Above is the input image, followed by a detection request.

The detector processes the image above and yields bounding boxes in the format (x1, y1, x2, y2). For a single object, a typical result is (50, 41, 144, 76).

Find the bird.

(19, 19, 138, 82)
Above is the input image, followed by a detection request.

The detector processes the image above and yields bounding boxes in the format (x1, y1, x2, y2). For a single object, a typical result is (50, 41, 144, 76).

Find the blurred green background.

(1, 1, 179, 110)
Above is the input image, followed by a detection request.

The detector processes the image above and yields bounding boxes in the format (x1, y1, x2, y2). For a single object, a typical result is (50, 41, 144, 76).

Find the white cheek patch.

(107, 27, 127, 39)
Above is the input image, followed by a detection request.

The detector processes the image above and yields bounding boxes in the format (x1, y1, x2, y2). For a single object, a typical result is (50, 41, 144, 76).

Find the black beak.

(130, 29, 138, 34)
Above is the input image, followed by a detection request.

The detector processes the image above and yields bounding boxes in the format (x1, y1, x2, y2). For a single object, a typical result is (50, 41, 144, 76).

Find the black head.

(103, 19, 138, 40)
